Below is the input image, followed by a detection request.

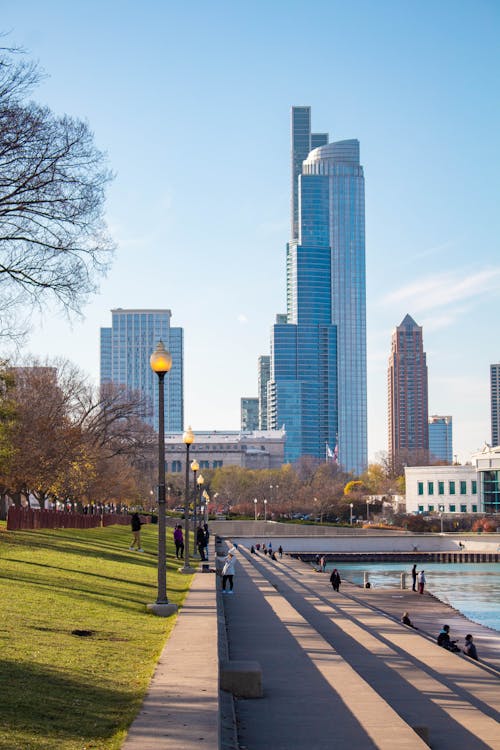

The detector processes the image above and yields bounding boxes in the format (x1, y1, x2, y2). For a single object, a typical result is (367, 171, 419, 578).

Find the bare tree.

(0, 47, 114, 340)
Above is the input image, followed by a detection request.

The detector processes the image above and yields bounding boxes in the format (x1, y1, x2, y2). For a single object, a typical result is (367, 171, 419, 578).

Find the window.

(438, 481, 444, 495)
(212, 460, 223, 468)
(472, 504, 477, 513)
(438, 504, 445, 512)
(449, 504, 456, 512)
(428, 481, 434, 495)
(418, 482, 424, 496)
(460, 505, 467, 513)
(472, 480, 477, 494)
(460, 481, 467, 495)
(172, 460, 182, 473)
(449, 481, 455, 495)
(418, 505, 424, 513)
(428, 505, 434, 512)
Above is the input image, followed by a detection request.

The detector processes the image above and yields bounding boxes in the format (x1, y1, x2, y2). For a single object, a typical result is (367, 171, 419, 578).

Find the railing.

(6, 507, 151, 531)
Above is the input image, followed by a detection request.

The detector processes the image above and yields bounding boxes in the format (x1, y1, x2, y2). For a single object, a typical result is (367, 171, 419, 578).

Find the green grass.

(0, 522, 194, 750)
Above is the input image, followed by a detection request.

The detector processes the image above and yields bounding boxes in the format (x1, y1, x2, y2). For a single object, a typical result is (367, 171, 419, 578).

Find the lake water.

(325, 561, 500, 632)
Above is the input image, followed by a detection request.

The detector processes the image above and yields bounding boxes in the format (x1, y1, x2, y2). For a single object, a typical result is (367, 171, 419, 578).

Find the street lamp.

(254, 497, 258, 520)
(264, 498, 268, 521)
(181, 426, 195, 573)
(366, 499, 371, 523)
(191, 459, 199, 554)
(147, 341, 177, 616)
(350, 502, 354, 525)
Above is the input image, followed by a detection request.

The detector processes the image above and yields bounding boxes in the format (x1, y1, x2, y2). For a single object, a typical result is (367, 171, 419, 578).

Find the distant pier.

(297, 551, 500, 563)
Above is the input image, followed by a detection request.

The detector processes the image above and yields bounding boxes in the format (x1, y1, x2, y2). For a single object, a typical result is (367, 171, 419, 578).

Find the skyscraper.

(490, 364, 500, 447)
(429, 415, 453, 464)
(100, 308, 183, 431)
(388, 314, 429, 469)
(267, 106, 367, 474)
(241, 397, 259, 431)
(257, 355, 270, 429)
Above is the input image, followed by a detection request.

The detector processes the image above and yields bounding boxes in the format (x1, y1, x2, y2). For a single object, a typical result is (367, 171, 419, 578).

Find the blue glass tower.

(100, 308, 183, 431)
(268, 107, 367, 474)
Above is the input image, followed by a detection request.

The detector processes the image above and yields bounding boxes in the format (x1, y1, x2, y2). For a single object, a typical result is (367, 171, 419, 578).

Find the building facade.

(241, 397, 259, 431)
(429, 415, 453, 464)
(490, 364, 500, 447)
(100, 308, 183, 431)
(388, 314, 429, 469)
(257, 355, 270, 429)
(473, 444, 500, 514)
(267, 106, 367, 474)
(405, 465, 479, 515)
(164, 430, 285, 473)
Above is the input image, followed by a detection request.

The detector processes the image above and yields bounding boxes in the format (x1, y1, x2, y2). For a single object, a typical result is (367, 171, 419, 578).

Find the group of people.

(250, 542, 283, 560)
(401, 615, 479, 660)
(173, 522, 210, 560)
(411, 564, 426, 594)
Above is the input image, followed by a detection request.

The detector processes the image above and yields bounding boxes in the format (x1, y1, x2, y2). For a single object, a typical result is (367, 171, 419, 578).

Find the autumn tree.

(0, 46, 114, 341)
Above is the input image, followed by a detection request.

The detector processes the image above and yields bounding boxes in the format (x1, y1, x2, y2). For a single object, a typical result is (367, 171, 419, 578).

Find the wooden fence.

(6, 507, 150, 531)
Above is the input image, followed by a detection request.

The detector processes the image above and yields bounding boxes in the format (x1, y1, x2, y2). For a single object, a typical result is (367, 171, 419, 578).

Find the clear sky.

(2, 0, 499, 465)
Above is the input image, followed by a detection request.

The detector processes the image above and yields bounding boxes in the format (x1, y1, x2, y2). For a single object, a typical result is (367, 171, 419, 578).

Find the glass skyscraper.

(429, 415, 453, 464)
(100, 308, 183, 431)
(268, 107, 367, 474)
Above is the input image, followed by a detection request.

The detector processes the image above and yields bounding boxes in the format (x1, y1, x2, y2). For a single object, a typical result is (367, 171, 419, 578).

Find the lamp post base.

(179, 565, 196, 574)
(147, 602, 178, 617)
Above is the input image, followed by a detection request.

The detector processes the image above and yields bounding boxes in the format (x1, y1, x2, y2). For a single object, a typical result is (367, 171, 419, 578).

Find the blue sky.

(3, 0, 499, 464)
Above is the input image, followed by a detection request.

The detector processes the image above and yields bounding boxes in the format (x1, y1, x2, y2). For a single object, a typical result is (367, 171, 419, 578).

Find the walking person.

(330, 568, 341, 592)
(319, 555, 326, 573)
(129, 513, 143, 552)
(222, 549, 237, 594)
(417, 569, 426, 594)
(196, 525, 207, 560)
(173, 524, 184, 559)
(411, 564, 417, 592)
(278, 545, 283, 559)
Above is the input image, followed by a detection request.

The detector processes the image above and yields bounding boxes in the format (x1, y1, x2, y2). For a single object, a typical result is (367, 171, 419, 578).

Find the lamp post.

(254, 497, 258, 520)
(264, 498, 268, 521)
(350, 502, 354, 525)
(191, 459, 199, 554)
(147, 341, 177, 616)
(366, 499, 371, 523)
(181, 427, 195, 573)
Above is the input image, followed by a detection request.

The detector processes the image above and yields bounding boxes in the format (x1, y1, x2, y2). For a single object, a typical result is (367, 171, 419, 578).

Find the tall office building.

(241, 397, 259, 431)
(429, 415, 453, 464)
(490, 364, 500, 447)
(257, 355, 270, 429)
(100, 308, 183, 431)
(267, 106, 367, 474)
(388, 314, 429, 468)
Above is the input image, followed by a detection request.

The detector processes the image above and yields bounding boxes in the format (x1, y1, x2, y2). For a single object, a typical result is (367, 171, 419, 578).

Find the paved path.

(222, 547, 500, 750)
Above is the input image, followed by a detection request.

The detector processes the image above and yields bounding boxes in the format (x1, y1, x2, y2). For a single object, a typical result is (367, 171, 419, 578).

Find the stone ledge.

(220, 659, 263, 698)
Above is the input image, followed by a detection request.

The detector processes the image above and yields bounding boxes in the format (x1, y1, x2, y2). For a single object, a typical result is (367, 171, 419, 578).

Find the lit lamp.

(264, 498, 268, 521)
(254, 497, 258, 521)
(147, 341, 177, 617)
(191, 459, 199, 554)
(181, 427, 195, 573)
(350, 502, 354, 525)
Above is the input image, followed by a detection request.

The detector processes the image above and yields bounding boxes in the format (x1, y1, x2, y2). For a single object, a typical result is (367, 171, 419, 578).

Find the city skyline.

(2, 2, 499, 466)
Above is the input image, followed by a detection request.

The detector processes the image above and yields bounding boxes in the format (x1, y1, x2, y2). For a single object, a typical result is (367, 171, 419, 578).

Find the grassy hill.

(0, 521, 193, 750)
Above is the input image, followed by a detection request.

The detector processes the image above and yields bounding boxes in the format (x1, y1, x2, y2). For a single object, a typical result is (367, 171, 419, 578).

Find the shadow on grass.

(0, 657, 138, 747)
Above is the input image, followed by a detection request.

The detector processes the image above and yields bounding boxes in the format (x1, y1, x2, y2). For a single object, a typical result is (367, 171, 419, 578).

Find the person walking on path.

(173, 524, 184, 559)
(196, 525, 207, 560)
(222, 548, 237, 593)
(417, 569, 426, 594)
(330, 568, 341, 592)
(278, 545, 283, 558)
(411, 564, 417, 592)
(129, 513, 143, 551)
(319, 555, 326, 572)
(463, 634, 478, 660)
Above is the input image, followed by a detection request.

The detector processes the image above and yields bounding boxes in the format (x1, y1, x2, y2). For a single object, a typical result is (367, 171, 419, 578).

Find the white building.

(405, 465, 480, 515)
(473, 444, 500, 514)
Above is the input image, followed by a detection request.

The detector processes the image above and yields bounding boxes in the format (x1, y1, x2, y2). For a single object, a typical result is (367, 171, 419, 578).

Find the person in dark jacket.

(196, 525, 207, 560)
(411, 564, 417, 592)
(130, 513, 143, 552)
(329, 568, 341, 592)
(463, 634, 478, 660)
(401, 612, 417, 629)
(437, 624, 460, 652)
(173, 524, 184, 558)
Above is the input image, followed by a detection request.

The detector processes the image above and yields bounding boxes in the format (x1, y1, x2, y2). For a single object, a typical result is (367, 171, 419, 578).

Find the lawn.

(0, 521, 194, 750)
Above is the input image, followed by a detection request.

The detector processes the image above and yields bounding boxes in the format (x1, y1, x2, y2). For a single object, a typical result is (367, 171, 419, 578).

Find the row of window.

(167, 460, 223, 472)
(417, 480, 477, 496)
(418, 504, 478, 513)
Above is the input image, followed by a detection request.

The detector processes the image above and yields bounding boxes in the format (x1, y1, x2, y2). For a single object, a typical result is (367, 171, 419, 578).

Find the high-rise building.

(388, 314, 429, 468)
(268, 106, 367, 474)
(429, 415, 453, 464)
(490, 364, 500, 446)
(100, 308, 183, 431)
(240, 397, 259, 431)
(257, 355, 270, 429)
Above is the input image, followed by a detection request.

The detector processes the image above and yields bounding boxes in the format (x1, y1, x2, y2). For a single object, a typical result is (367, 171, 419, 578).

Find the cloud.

(381, 267, 500, 316)
(237, 314, 248, 324)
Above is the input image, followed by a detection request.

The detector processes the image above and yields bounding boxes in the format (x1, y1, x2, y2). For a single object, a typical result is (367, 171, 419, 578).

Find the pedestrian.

(196, 525, 206, 560)
(319, 555, 326, 572)
(203, 522, 210, 561)
(173, 524, 184, 559)
(129, 513, 143, 551)
(270, 550, 277, 561)
(315, 554, 320, 567)
(330, 568, 341, 592)
(251, 545, 256, 554)
(463, 634, 478, 660)
(401, 611, 417, 629)
(417, 569, 426, 594)
(278, 545, 283, 558)
(268, 542, 273, 556)
(263, 544, 268, 555)
(411, 564, 417, 592)
(437, 624, 460, 652)
(222, 548, 237, 594)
